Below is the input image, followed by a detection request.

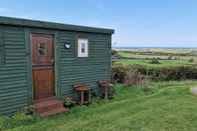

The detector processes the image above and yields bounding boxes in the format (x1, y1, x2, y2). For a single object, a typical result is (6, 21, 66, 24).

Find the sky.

(0, 0, 197, 47)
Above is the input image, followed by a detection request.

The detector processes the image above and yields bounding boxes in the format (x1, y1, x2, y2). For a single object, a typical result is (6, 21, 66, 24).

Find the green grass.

(6, 81, 197, 131)
(118, 51, 169, 59)
(118, 51, 197, 62)
(114, 59, 196, 68)
(116, 50, 197, 68)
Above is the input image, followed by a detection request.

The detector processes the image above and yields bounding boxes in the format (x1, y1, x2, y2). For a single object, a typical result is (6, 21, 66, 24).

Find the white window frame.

(78, 38, 88, 57)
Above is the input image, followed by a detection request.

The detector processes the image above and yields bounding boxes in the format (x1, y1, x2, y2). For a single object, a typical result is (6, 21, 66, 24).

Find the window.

(78, 38, 88, 57)
(38, 43, 48, 56)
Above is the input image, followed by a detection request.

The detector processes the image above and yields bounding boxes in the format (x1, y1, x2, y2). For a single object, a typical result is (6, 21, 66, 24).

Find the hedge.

(112, 63, 197, 83)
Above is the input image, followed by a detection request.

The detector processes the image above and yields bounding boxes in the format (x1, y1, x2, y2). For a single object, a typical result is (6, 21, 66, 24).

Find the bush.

(124, 69, 145, 86)
(112, 50, 121, 59)
(64, 97, 76, 108)
(112, 50, 118, 56)
(21, 105, 34, 115)
(10, 112, 35, 125)
(112, 63, 197, 83)
(0, 116, 6, 130)
(168, 55, 173, 60)
(0, 112, 37, 129)
(149, 58, 160, 64)
(112, 63, 128, 83)
(188, 58, 194, 63)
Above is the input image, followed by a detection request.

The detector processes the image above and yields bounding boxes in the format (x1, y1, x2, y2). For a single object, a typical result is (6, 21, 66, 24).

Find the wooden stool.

(98, 80, 113, 100)
(74, 84, 91, 105)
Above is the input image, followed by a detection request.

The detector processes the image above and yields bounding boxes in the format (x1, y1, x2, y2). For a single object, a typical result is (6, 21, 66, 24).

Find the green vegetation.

(116, 49, 197, 65)
(2, 81, 197, 131)
(113, 63, 197, 82)
(114, 59, 196, 68)
(2, 48, 197, 130)
(114, 50, 196, 67)
(112, 49, 197, 82)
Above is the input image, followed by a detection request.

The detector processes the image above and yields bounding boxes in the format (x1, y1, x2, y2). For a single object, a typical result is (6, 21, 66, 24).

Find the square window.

(78, 38, 88, 57)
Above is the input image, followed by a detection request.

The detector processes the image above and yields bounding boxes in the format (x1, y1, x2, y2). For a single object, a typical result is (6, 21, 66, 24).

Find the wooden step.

(34, 100, 64, 113)
(33, 97, 69, 117)
(40, 107, 68, 117)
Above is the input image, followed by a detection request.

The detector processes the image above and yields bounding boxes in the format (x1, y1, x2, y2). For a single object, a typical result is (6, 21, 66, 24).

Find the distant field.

(118, 51, 197, 60)
(118, 52, 169, 59)
(114, 48, 197, 67)
(115, 48, 197, 55)
(114, 59, 197, 68)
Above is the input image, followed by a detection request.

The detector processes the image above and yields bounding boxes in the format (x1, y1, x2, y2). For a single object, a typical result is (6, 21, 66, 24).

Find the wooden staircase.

(33, 97, 68, 117)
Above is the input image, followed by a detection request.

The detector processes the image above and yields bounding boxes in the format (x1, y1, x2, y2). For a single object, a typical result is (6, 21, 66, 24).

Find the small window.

(78, 38, 88, 57)
(38, 43, 48, 56)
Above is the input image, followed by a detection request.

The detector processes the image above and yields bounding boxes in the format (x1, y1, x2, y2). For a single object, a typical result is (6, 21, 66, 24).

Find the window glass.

(81, 43, 86, 53)
(78, 38, 88, 57)
(38, 43, 48, 56)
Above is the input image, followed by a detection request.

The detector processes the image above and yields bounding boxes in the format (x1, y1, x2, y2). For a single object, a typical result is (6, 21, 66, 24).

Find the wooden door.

(31, 34, 54, 100)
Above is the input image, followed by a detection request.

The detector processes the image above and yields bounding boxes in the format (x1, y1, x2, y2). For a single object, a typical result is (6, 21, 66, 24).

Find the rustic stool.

(74, 84, 91, 105)
(98, 80, 113, 100)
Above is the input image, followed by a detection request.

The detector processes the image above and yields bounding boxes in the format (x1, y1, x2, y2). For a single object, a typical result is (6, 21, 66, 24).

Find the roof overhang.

(0, 16, 114, 34)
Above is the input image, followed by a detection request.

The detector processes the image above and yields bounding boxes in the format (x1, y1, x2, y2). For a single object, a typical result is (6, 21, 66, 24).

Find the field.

(3, 81, 197, 131)
(114, 48, 197, 68)
(115, 59, 196, 68)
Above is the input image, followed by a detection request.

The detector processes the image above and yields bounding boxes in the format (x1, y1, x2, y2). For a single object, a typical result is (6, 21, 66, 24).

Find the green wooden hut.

(0, 16, 114, 116)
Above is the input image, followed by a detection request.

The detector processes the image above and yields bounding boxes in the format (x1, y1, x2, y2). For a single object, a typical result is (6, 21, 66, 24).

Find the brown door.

(31, 34, 54, 100)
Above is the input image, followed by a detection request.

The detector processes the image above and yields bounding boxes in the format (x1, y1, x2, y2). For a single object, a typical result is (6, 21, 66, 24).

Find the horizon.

(112, 46, 197, 49)
(0, 0, 197, 47)
(112, 44, 197, 48)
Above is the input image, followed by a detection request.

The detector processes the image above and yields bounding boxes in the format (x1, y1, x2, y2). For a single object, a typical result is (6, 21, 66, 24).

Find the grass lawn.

(5, 81, 197, 131)
(114, 59, 197, 68)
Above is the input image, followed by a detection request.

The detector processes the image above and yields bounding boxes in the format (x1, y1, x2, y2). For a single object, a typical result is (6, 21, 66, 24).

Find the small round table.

(98, 80, 113, 100)
(74, 84, 91, 105)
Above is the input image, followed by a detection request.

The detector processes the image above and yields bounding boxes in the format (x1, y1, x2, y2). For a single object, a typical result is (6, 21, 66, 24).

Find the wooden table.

(74, 84, 91, 105)
(98, 80, 113, 100)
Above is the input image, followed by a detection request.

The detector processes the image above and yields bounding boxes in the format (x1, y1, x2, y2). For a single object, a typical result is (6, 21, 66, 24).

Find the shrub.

(112, 63, 128, 83)
(21, 105, 34, 115)
(188, 58, 194, 63)
(64, 97, 76, 108)
(11, 112, 35, 125)
(124, 69, 145, 86)
(112, 50, 118, 56)
(1, 112, 36, 129)
(112, 50, 121, 59)
(0, 116, 6, 130)
(149, 58, 160, 64)
(168, 55, 173, 60)
(112, 63, 197, 83)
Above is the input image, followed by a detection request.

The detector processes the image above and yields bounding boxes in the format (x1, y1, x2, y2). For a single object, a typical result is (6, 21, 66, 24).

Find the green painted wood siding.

(57, 31, 111, 97)
(0, 25, 112, 116)
(0, 26, 30, 115)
